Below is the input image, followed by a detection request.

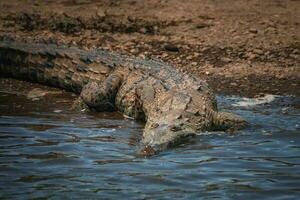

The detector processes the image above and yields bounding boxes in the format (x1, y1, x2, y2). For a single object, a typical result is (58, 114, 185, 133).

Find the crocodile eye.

(150, 123, 159, 129)
(170, 125, 182, 132)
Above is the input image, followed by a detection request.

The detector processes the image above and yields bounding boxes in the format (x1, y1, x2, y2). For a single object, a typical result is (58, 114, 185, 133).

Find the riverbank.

(0, 0, 299, 97)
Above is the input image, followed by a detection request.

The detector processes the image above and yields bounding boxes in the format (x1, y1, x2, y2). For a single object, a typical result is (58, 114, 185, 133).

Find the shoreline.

(0, 0, 299, 97)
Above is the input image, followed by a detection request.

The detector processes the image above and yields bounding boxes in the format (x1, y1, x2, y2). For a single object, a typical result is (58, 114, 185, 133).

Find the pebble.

(161, 53, 168, 58)
(290, 54, 299, 59)
(221, 57, 232, 63)
(191, 62, 198, 66)
(253, 49, 264, 55)
(139, 27, 148, 34)
(193, 52, 200, 57)
(247, 52, 257, 60)
(249, 28, 258, 34)
(186, 55, 193, 60)
(292, 49, 299, 54)
(130, 48, 138, 54)
(164, 44, 179, 52)
(195, 23, 210, 29)
(139, 54, 146, 59)
(274, 40, 280, 45)
(200, 47, 209, 52)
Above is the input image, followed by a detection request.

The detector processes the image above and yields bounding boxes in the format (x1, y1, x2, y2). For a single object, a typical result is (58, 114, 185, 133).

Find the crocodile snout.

(139, 122, 196, 156)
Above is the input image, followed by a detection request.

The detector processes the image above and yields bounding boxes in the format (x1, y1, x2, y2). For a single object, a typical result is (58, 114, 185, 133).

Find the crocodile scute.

(0, 39, 247, 155)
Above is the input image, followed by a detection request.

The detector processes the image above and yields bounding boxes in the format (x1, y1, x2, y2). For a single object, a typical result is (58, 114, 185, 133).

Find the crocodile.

(0, 39, 247, 155)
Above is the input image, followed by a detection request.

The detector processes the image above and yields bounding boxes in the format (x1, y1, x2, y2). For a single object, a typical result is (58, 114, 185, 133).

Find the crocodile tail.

(0, 40, 87, 94)
(212, 111, 248, 132)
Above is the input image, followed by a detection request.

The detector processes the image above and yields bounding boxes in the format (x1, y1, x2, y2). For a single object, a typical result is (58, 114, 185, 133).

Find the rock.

(221, 57, 232, 63)
(290, 54, 299, 59)
(161, 53, 168, 58)
(195, 23, 211, 29)
(139, 54, 146, 59)
(274, 40, 280, 45)
(130, 48, 138, 54)
(202, 46, 211, 52)
(191, 62, 198, 66)
(164, 44, 179, 52)
(139, 27, 148, 34)
(247, 52, 257, 60)
(253, 49, 264, 55)
(249, 28, 258, 34)
(186, 55, 193, 60)
(193, 52, 200, 57)
(292, 49, 299, 54)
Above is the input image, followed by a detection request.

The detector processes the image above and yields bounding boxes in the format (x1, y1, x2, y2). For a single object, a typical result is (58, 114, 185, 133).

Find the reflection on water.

(0, 79, 300, 199)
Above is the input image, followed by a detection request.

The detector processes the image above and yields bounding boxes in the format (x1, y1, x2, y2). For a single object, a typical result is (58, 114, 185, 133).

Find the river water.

(0, 79, 299, 199)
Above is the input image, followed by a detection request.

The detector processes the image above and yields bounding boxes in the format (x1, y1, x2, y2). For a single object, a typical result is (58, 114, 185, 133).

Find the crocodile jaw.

(138, 123, 196, 156)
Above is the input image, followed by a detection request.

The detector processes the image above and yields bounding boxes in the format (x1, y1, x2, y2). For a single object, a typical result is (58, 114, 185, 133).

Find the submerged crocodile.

(0, 39, 247, 155)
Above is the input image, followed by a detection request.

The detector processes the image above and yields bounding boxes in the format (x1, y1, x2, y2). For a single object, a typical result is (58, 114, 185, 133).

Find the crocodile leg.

(115, 72, 146, 120)
(79, 72, 123, 111)
(212, 111, 248, 132)
(115, 73, 167, 121)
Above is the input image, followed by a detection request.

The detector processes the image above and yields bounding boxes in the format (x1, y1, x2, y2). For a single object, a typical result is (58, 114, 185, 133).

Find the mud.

(0, 0, 299, 97)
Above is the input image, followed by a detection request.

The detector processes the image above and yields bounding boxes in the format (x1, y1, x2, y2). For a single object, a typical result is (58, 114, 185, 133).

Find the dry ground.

(0, 0, 299, 97)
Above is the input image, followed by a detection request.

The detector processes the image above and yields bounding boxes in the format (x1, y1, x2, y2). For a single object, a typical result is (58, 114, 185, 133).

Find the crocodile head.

(138, 91, 214, 156)
(139, 120, 197, 156)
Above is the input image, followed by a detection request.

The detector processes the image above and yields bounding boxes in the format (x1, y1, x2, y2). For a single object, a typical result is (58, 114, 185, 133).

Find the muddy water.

(0, 79, 299, 199)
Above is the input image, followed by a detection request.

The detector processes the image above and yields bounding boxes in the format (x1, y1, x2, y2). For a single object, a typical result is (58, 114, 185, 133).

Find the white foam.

(232, 94, 279, 107)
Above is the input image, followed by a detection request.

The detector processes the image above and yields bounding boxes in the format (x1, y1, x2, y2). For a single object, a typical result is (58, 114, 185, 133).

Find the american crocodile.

(0, 39, 247, 155)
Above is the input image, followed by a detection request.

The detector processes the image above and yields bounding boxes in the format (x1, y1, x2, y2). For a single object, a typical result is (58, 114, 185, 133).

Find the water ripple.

(1, 81, 300, 199)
